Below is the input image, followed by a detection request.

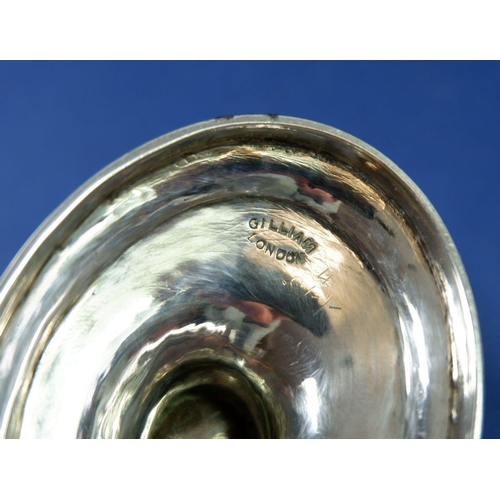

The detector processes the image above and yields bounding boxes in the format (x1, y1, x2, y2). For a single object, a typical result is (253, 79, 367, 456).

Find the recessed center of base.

(149, 385, 260, 439)
(142, 363, 274, 439)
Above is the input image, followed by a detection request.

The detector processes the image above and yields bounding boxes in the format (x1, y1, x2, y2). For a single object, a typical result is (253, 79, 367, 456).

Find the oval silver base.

(0, 116, 482, 438)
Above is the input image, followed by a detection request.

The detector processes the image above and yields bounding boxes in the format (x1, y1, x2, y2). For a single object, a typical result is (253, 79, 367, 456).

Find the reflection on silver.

(0, 115, 483, 438)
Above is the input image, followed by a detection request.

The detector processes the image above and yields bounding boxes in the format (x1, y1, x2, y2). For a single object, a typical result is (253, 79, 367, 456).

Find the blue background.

(0, 61, 498, 437)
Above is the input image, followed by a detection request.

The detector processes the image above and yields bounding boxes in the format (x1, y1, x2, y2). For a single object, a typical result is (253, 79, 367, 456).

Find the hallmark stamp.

(247, 217, 318, 265)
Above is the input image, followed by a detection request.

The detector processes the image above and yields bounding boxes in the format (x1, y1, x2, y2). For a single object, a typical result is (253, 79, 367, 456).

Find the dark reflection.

(153, 258, 330, 337)
(149, 385, 261, 439)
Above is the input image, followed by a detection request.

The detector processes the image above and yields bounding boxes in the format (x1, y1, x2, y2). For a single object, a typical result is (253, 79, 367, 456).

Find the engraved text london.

(247, 217, 318, 265)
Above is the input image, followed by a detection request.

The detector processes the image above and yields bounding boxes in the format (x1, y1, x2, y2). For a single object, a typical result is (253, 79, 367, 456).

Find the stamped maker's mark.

(247, 217, 318, 265)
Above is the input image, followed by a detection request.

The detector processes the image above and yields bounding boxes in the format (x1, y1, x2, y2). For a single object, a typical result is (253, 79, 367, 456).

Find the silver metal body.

(0, 115, 482, 438)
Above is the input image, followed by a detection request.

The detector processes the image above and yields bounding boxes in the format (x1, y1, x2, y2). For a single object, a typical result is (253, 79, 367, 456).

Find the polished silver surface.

(0, 115, 482, 438)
